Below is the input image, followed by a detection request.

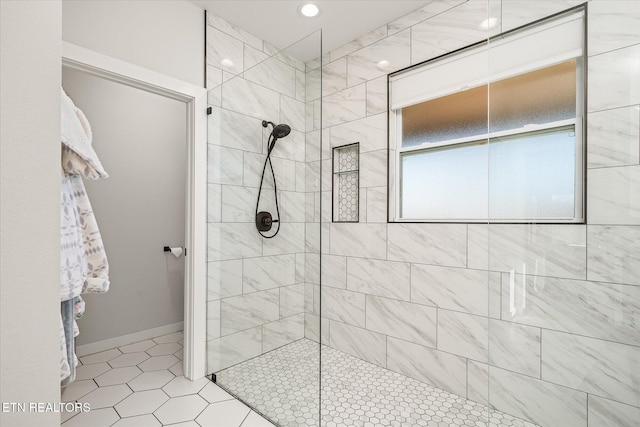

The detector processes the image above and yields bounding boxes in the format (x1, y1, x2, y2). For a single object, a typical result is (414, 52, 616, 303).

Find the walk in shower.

(205, 2, 640, 426)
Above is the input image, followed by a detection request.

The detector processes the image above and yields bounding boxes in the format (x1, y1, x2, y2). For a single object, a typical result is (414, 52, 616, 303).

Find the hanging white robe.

(60, 88, 110, 385)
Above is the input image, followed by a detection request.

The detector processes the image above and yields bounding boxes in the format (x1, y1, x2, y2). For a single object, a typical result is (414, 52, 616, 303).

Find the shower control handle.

(256, 211, 277, 232)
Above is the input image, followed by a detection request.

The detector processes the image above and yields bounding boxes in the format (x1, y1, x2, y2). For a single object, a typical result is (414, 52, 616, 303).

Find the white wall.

(62, 67, 188, 346)
(0, 1, 62, 426)
(62, 0, 204, 87)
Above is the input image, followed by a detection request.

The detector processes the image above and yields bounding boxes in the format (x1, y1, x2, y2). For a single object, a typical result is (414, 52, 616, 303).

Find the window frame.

(387, 6, 587, 224)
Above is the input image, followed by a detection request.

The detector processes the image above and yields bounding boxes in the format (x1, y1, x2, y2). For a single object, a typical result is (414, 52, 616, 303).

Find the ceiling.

(187, 1, 433, 60)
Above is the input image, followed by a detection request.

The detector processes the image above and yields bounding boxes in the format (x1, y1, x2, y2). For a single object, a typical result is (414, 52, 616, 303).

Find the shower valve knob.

(256, 211, 274, 232)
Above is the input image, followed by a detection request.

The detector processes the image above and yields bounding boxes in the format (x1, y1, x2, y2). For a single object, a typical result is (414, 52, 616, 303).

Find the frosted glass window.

(488, 127, 576, 220)
(400, 127, 576, 220)
(390, 8, 585, 223)
(401, 61, 576, 148)
(401, 143, 488, 219)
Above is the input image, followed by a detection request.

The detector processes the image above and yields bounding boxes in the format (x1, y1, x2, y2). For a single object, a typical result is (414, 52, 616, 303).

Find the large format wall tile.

(207, 223, 262, 261)
(208, 184, 222, 223)
(388, 224, 467, 267)
(589, 44, 640, 113)
(587, 225, 640, 285)
(437, 310, 488, 363)
(221, 185, 257, 223)
(207, 300, 220, 341)
(587, 106, 640, 168)
(502, 274, 640, 346)
(330, 25, 388, 62)
(330, 113, 387, 153)
(262, 222, 305, 256)
(489, 366, 587, 427)
(588, 165, 640, 225)
(243, 152, 269, 189)
(347, 29, 411, 87)
(500, 0, 584, 33)
(279, 191, 306, 223)
(207, 327, 262, 373)
(467, 360, 488, 405)
(271, 128, 305, 162)
(588, 395, 640, 427)
(243, 255, 296, 292)
(468, 224, 587, 279)
(366, 77, 388, 116)
(387, 0, 465, 35)
(366, 296, 437, 348)
(221, 77, 280, 121)
(366, 187, 387, 223)
(387, 337, 467, 397)
(411, 264, 496, 316)
(206, 26, 244, 76)
(244, 57, 296, 99)
(321, 255, 347, 289)
(321, 287, 366, 328)
(207, 260, 242, 300)
(321, 58, 347, 98)
(329, 321, 386, 367)
(207, 145, 243, 185)
(305, 252, 320, 285)
(347, 257, 410, 300)
(488, 320, 540, 378)
(280, 284, 304, 318)
(322, 84, 367, 127)
(410, 1, 496, 65)
(304, 312, 320, 342)
(207, 13, 263, 51)
(244, 44, 269, 71)
(220, 289, 279, 335)
(541, 330, 640, 406)
(208, 108, 263, 153)
(588, 0, 640, 56)
(262, 314, 304, 353)
(280, 95, 306, 132)
(359, 150, 387, 188)
(330, 223, 386, 259)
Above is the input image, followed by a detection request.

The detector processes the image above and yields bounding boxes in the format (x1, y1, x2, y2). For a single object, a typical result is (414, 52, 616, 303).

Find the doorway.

(62, 66, 187, 352)
(62, 41, 207, 380)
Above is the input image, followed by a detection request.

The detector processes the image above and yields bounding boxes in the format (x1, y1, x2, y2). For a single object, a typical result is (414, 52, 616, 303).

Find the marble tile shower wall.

(316, 1, 640, 427)
(204, 12, 318, 374)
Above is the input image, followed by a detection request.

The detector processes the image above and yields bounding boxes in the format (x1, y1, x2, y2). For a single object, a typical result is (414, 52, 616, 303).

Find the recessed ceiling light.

(377, 60, 390, 71)
(220, 58, 234, 68)
(480, 17, 498, 30)
(300, 2, 320, 18)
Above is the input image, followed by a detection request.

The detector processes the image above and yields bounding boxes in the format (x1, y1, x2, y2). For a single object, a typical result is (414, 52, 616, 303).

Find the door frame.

(62, 41, 207, 380)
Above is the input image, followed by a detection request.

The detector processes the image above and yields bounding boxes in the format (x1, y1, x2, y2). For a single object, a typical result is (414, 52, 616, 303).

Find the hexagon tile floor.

(216, 339, 540, 427)
(60, 331, 274, 427)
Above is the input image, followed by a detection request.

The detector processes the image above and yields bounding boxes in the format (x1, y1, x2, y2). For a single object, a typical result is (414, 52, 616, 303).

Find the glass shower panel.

(488, 3, 640, 426)
(205, 30, 322, 427)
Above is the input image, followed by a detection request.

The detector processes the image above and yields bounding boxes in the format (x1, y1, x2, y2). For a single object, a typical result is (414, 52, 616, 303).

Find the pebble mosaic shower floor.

(216, 339, 540, 427)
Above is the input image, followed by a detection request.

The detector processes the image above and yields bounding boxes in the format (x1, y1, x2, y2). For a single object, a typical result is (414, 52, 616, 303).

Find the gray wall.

(317, 1, 640, 427)
(62, 67, 187, 345)
(62, 0, 204, 87)
(0, 1, 62, 426)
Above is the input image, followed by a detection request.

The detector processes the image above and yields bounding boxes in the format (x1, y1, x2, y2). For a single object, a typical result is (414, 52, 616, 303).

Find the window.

(388, 9, 585, 222)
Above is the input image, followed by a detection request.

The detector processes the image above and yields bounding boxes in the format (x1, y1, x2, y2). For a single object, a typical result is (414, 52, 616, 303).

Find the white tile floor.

(61, 331, 275, 427)
(216, 339, 540, 427)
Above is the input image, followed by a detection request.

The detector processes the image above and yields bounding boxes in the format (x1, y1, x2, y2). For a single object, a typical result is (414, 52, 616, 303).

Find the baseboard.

(76, 321, 184, 357)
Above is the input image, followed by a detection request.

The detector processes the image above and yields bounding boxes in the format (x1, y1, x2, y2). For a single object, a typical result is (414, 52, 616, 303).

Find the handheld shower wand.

(255, 120, 292, 238)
